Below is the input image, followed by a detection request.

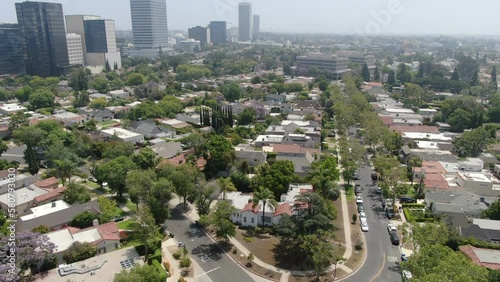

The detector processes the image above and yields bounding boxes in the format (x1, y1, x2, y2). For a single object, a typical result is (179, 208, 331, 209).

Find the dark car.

(328, 132, 336, 137)
(375, 186, 382, 194)
(355, 185, 362, 195)
(357, 204, 365, 213)
(113, 217, 125, 222)
(390, 231, 400, 245)
(386, 208, 395, 219)
(400, 196, 416, 204)
(371, 172, 378, 181)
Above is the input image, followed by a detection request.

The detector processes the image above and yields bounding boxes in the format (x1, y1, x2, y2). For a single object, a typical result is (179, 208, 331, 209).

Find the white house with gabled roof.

(223, 184, 313, 227)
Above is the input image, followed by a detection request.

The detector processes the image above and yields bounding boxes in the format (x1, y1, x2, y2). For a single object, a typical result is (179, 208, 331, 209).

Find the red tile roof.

(389, 125, 440, 134)
(69, 222, 120, 242)
(414, 161, 446, 175)
(274, 203, 293, 216)
(460, 245, 500, 270)
(35, 177, 59, 189)
(272, 144, 320, 156)
(34, 187, 66, 204)
(380, 116, 394, 126)
(242, 202, 260, 214)
(424, 173, 449, 189)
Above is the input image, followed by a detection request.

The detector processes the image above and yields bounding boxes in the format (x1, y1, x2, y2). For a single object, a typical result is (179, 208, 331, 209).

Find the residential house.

(0, 185, 49, 216)
(33, 187, 66, 207)
(455, 172, 500, 197)
(460, 245, 500, 270)
(271, 144, 321, 160)
(156, 150, 206, 170)
(276, 151, 314, 177)
(78, 107, 114, 122)
(175, 113, 201, 126)
(150, 141, 183, 159)
(253, 135, 284, 148)
(17, 200, 101, 232)
(234, 147, 267, 166)
(34, 177, 59, 189)
(479, 153, 499, 169)
(89, 93, 111, 101)
(291, 100, 321, 110)
(0, 171, 37, 194)
(47, 222, 120, 263)
(158, 119, 191, 130)
(459, 219, 500, 244)
(224, 184, 313, 227)
(0, 103, 27, 115)
(265, 93, 286, 103)
(52, 112, 86, 127)
(424, 189, 494, 218)
(128, 120, 175, 139)
(282, 134, 316, 148)
(101, 128, 144, 144)
(108, 89, 129, 99)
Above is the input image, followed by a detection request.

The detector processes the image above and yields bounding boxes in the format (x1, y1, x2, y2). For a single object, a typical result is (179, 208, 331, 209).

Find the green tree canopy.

(64, 183, 91, 204)
(453, 127, 491, 157)
(253, 160, 296, 199)
(220, 81, 242, 102)
(28, 89, 55, 110)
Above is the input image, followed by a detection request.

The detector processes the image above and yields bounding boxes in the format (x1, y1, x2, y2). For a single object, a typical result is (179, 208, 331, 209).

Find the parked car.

(387, 223, 397, 234)
(355, 185, 362, 195)
(113, 217, 125, 222)
(356, 196, 363, 204)
(402, 270, 412, 281)
(400, 196, 416, 203)
(386, 208, 395, 219)
(375, 186, 382, 194)
(371, 172, 378, 181)
(359, 211, 367, 219)
(353, 172, 360, 180)
(357, 204, 365, 213)
(360, 219, 369, 232)
(390, 231, 400, 245)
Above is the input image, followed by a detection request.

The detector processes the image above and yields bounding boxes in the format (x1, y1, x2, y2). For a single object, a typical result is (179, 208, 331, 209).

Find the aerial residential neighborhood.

(1, 1, 500, 282)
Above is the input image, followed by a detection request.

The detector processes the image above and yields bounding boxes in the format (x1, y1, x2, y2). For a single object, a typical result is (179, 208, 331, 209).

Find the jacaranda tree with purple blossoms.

(0, 231, 55, 280)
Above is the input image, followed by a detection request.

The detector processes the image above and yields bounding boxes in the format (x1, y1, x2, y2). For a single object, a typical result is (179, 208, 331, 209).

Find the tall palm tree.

(252, 187, 277, 227)
(218, 177, 236, 200)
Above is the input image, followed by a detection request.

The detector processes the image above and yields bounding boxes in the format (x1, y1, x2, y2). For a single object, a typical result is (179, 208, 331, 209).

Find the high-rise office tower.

(0, 23, 26, 75)
(66, 34, 84, 66)
(253, 15, 260, 38)
(209, 21, 227, 44)
(130, 0, 168, 58)
(66, 15, 122, 70)
(188, 26, 209, 46)
(15, 1, 69, 77)
(238, 2, 252, 42)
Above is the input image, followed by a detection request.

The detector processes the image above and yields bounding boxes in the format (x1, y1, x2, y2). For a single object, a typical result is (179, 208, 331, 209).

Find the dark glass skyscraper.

(209, 21, 227, 44)
(0, 23, 26, 75)
(188, 26, 208, 46)
(84, 20, 109, 53)
(15, 1, 69, 77)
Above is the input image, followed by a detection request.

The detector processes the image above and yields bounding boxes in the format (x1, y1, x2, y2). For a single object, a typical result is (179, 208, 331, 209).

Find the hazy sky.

(1, 0, 499, 35)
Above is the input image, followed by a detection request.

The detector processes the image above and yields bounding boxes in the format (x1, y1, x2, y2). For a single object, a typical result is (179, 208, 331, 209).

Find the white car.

(356, 196, 363, 204)
(360, 219, 369, 232)
(387, 223, 397, 234)
(359, 211, 367, 220)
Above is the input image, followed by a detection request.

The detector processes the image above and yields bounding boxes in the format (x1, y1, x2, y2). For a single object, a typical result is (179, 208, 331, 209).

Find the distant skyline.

(2, 0, 500, 36)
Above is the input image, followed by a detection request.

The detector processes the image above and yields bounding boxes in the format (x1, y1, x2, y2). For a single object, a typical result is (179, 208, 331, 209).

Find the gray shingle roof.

(17, 201, 101, 232)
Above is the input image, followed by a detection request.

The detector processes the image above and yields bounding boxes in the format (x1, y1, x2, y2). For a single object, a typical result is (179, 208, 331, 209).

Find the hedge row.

(402, 203, 426, 208)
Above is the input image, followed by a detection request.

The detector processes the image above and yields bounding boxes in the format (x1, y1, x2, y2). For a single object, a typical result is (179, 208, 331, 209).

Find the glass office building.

(0, 23, 26, 75)
(15, 1, 69, 77)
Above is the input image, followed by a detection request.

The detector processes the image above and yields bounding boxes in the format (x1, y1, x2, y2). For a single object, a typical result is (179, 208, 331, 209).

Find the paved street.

(1, 144, 26, 164)
(164, 206, 255, 282)
(344, 165, 402, 282)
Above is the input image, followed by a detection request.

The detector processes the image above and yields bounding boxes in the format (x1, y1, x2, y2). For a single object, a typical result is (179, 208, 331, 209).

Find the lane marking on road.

(369, 253, 386, 282)
(195, 266, 221, 278)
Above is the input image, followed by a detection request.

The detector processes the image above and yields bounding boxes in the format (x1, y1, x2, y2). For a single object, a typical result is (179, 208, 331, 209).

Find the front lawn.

(117, 219, 137, 230)
(344, 184, 355, 201)
(85, 181, 100, 189)
(234, 228, 279, 266)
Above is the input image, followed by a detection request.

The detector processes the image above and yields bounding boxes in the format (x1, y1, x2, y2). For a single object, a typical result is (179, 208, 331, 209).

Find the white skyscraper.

(238, 2, 252, 42)
(130, 0, 168, 58)
(66, 34, 84, 66)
